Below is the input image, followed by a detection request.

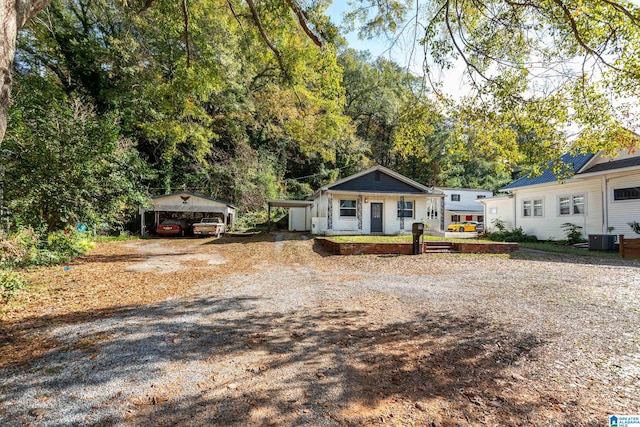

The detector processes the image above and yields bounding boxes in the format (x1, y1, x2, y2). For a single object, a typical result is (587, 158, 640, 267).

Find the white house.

(268, 166, 444, 235)
(306, 165, 444, 235)
(436, 187, 493, 228)
(480, 149, 640, 240)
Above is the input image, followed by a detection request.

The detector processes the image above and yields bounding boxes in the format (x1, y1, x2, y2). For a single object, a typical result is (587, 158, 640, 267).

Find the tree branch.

(244, 0, 288, 77)
(283, 0, 322, 47)
(181, 0, 191, 68)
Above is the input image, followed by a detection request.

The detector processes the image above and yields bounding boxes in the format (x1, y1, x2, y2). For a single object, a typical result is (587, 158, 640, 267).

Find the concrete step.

(422, 249, 458, 254)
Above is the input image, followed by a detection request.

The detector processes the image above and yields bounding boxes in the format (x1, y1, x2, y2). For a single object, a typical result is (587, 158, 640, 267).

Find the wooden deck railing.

(619, 235, 640, 259)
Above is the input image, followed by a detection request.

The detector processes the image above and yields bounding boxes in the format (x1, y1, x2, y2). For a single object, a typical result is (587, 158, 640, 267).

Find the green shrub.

(0, 228, 94, 268)
(488, 227, 538, 243)
(561, 222, 586, 245)
(0, 228, 41, 268)
(0, 270, 27, 302)
(628, 221, 640, 235)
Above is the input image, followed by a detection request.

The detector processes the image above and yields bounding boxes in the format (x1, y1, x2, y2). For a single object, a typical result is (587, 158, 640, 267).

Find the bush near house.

(487, 218, 538, 243)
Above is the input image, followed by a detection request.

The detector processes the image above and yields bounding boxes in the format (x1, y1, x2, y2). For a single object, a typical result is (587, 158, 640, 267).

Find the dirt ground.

(1, 233, 639, 426)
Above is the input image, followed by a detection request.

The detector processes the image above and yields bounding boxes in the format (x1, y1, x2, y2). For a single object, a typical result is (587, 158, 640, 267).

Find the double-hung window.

(559, 196, 571, 215)
(558, 194, 585, 216)
(533, 199, 543, 217)
(523, 199, 543, 217)
(339, 200, 356, 217)
(451, 194, 461, 201)
(397, 200, 414, 218)
(572, 194, 585, 214)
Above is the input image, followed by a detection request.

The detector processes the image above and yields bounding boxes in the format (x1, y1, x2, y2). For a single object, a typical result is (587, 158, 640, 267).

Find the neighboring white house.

(480, 149, 640, 240)
(436, 187, 493, 228)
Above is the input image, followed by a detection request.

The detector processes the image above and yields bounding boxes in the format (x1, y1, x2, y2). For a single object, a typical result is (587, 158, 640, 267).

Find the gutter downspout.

(603, 176, 609, 233)
(513, 192, 517, 230)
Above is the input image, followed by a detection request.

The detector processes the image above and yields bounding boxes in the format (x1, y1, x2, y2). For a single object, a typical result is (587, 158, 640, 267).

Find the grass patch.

(519, 241, 621, 258)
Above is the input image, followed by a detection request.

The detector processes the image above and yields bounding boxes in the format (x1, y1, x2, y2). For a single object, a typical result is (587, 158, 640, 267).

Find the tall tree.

(345, 0, 640, 163)
(1, 0, 52, 143)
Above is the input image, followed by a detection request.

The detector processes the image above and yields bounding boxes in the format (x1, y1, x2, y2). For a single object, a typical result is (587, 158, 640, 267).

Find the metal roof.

(579, 156, 640, 174)
(267, 200, 313, 208)
(151, 191, 235, 208)
(501, 153, 594, 190)
(445, 203, 484, 212)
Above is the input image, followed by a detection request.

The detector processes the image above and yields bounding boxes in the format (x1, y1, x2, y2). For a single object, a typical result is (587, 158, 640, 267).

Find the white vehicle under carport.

(193, 217, 225, 237)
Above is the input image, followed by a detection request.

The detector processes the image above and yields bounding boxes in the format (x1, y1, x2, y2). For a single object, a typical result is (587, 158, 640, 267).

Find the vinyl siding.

(512, 179, 603, 240)
(483, 198, 515, 232)
(607, 172, 640, 238)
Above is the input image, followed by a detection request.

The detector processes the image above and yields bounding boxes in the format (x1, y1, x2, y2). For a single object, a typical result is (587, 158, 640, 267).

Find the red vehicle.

(156, 219, 189, 237)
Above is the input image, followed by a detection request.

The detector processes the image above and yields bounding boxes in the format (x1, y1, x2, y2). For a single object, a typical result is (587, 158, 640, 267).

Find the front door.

(371, 203, 383, 233)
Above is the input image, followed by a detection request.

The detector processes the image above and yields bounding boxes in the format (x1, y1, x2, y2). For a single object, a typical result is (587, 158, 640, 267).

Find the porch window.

(426, 198, 439, 219)
(339, 200, 356, 217)
(522, 200, 532, 217)
(397, 200, 414, 218)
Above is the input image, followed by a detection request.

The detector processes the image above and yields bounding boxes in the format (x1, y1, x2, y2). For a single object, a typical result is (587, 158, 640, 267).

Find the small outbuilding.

(139, 191, 235, 236)
(266, 200, 314, 232)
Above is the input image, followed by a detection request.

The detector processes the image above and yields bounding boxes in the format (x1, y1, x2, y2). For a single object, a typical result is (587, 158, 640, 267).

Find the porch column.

(327, 194, 333, 230)
(399, 196, 405, 230)
(357, 195, 363, 231)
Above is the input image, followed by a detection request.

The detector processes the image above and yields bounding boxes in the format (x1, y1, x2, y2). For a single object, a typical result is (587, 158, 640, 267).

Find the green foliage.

(5, 75, 149, 232)
(491, 218, 507, 233)
(488, 227, 537, 243)
(0, 228, 93, 269)
(561, 223, 586, 245)
(0, 270, 27, 302)
(347, 0, 640, 169)
(628, 221, 640, 235)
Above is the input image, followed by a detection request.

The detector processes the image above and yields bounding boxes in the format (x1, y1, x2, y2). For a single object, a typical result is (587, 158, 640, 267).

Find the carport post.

(267, 203, 271, 232)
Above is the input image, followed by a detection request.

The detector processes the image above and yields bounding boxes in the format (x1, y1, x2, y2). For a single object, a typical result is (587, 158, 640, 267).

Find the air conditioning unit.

(588, 234, 616, 251)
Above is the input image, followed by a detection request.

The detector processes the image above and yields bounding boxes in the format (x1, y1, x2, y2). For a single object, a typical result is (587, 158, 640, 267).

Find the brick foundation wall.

(317, 238, 519, 255)
(453, 242, 519, 254)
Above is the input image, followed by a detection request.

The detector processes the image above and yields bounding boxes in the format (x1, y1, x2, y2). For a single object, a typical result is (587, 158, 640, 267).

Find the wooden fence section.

(619, 235, 640, 258)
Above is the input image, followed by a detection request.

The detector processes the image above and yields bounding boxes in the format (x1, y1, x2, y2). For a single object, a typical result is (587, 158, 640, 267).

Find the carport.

(139, 191, 236, 236)
(266, 200, 314, 232)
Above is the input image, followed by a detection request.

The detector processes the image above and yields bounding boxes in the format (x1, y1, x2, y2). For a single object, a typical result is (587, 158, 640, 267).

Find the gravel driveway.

(1, 234, 639, 426)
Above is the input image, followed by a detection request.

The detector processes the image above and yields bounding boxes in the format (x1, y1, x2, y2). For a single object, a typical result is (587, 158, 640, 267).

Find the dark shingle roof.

(501, 153, 594, 190)
(579, 156, 640, 174)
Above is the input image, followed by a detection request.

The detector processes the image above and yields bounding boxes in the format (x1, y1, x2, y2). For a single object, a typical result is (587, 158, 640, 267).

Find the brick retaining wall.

(316, 238, 519, 255)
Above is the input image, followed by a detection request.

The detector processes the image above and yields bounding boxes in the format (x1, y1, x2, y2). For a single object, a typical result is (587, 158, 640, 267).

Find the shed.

(139, 191, 236, 235)
(266, 200, 314, 232)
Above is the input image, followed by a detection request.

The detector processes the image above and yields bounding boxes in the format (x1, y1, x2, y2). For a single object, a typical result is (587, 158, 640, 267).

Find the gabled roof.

(501, 153, 594, 191)
(318, 165, 438, 195)
(578, 155, 640, 174)
(151, 191, 235, 208)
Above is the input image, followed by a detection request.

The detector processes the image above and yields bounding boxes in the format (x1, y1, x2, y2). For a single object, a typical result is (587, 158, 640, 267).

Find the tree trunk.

(1, 0, 52, 144)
